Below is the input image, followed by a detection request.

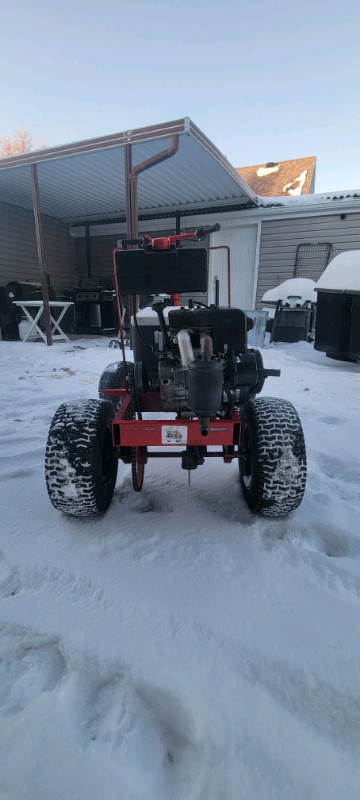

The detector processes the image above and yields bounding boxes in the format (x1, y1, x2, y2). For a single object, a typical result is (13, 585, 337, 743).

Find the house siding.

(256, 212, 360, 306)
(0, 201, 76, 291)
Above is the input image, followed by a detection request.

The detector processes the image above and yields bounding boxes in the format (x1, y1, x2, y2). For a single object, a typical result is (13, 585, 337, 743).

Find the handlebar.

(195, 223, 221, 239)
(120, 223, 221, 251)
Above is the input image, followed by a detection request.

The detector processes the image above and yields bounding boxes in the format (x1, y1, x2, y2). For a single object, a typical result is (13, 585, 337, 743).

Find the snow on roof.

(282, 169, 307, 196)
(257, 164, 280, 177)
(262, 278, 317, 304)
(236, 156, 316, 197)
(315, 250, 360, 292)
(258, 189, 360, 208)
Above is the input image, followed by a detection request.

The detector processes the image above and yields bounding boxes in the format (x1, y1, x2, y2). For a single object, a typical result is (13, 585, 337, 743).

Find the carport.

(0, 117, 256, 344)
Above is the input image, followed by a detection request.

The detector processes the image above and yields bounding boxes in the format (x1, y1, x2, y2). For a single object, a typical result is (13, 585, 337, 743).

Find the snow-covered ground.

(0, 337, 360, 800)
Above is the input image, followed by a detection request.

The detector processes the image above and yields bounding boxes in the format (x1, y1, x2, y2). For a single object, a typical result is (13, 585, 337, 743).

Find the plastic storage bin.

(315, 290, 360, 361)
(314, 251, 360, 362)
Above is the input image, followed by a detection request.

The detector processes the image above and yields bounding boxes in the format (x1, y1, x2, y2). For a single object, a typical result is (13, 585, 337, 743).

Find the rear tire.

(98, 361, 131, 409)
(45, 399, 118, 517)
(239, 397, 306, 517)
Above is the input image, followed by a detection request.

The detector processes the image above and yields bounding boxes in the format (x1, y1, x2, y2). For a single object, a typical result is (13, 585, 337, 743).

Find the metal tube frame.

(85, 222, 92, 281)
(105, 388, 241, 463)
(122, 134, 180, 349)
(30, 164, 52, 346)
(208, 245, 231, 306)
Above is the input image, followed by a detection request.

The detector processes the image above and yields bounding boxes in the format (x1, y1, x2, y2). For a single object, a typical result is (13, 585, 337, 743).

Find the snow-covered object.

(136, 305, 184, 322)
(262, 278, 317, 304)
(18, 319, 39, 341)
(315, 250, 360, 292)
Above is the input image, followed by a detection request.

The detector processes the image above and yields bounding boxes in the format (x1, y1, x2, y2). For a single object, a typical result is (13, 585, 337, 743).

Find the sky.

(1, 0, 360, 192)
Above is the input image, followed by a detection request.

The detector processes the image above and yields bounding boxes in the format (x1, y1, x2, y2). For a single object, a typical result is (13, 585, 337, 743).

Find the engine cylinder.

(187, 359, 223, 415)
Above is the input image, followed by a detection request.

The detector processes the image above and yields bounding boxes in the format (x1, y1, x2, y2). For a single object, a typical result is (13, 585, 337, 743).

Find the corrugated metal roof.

(0, 118, 257, 223)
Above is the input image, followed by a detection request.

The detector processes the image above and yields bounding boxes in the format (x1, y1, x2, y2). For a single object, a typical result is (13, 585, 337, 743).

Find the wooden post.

(30, 163, 52, 346)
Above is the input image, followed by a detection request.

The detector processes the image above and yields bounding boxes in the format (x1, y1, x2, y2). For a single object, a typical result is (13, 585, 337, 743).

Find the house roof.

(0, 118, 257, 224)
(236, 156, 317, 197)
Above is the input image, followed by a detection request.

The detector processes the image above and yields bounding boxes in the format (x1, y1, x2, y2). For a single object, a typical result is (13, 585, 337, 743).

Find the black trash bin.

(315, 289, 360, 361)
(261, 278, 316, 344)
(314, 251, 360, 362)
(270, 300, 313, 344)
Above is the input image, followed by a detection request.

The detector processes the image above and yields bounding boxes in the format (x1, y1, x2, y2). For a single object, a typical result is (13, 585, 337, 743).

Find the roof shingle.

(236, 156, 316, 197)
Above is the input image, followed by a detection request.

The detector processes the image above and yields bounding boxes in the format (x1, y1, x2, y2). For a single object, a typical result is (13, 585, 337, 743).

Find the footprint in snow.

(316, 452, 360, 483)
(266, 519, 359, 559)
(0, 625, 67, 716)
(0, 553, 21, 598)
(117, 483, 174, 513)
(319, 415, 345, 425)
(58, 667, 205, 799)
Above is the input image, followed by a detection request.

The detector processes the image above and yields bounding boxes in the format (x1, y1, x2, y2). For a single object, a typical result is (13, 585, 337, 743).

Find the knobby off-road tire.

(239, 397, 306, 517)
(45, 399, 118, 517)
(98, 361, 131, 409)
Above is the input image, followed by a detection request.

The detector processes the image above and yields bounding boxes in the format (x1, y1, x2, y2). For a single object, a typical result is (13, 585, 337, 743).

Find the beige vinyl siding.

(256, 212, 360, 306)
(0, 201, 76, 291)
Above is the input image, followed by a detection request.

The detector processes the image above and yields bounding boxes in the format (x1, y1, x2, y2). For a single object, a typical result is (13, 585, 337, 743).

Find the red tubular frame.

(103, 387, 241, 462)
(112, 248, 129, 381)
(208, 245, 231, 306)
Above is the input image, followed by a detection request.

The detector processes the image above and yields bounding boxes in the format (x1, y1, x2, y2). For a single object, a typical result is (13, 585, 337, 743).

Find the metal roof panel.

(0, 119, 256, 222)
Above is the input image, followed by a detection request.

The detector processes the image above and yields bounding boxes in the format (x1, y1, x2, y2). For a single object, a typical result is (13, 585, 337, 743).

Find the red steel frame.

(108, 233, 239, 464)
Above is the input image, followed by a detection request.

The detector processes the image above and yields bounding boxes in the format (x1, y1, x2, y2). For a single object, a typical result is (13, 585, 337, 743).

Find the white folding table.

(13, 300, 74, 343)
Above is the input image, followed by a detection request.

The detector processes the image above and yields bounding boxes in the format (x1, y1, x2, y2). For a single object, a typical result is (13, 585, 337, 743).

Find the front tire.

(239, 397, 306, 517)
(45, 399, 118, 517)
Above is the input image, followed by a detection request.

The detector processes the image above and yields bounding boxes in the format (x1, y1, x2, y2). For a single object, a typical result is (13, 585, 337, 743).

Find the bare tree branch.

(0, 127, 47, 157)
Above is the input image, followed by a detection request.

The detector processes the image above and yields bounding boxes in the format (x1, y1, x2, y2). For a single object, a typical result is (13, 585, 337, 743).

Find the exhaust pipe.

(177, 329, 194, 367)
(200, 332, 213, 360)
